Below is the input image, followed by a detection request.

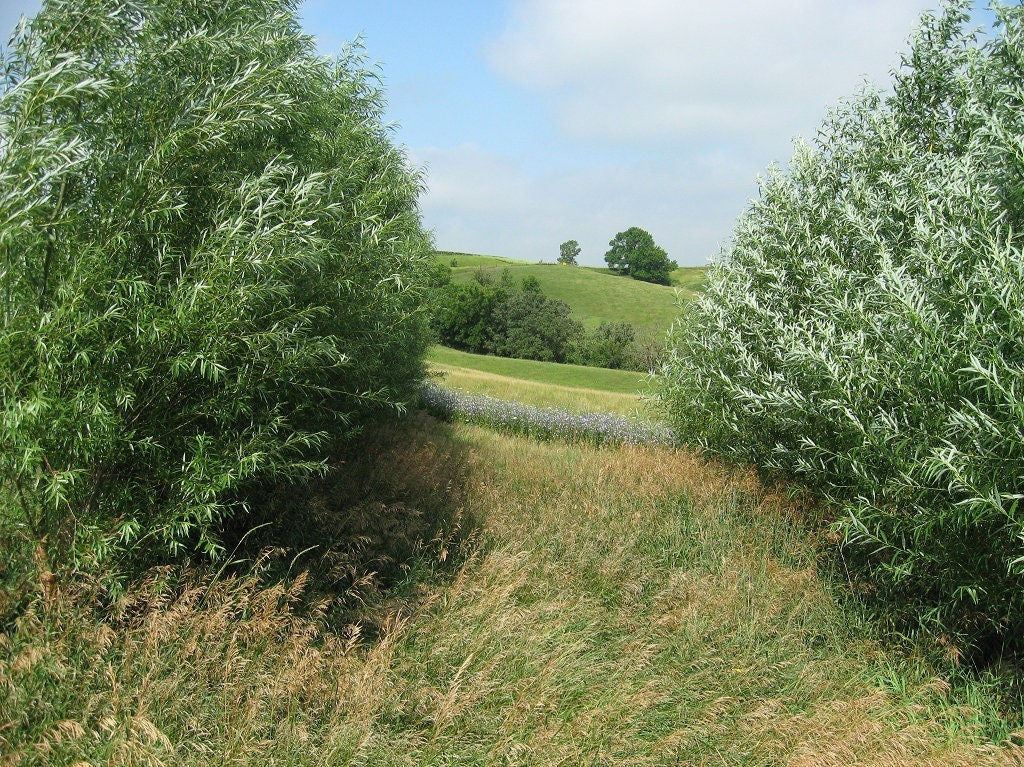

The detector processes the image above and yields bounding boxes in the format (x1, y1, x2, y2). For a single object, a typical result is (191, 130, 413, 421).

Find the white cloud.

(417, 0, 944, 265)
(0, 0, 951, 267)
(486, 0, 937, 152)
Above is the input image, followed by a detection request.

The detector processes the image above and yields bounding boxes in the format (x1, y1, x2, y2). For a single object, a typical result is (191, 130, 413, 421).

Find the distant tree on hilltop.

(558, 240, 581, 266)
(604, 227, 676, 285)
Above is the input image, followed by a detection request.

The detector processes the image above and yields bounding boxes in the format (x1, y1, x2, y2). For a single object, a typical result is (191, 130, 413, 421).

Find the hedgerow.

(659, 1, 1024, 655)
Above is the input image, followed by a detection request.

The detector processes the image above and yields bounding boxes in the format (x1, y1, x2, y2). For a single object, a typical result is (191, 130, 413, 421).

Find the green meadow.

(427, 345, 649, 394)
(9, 415, 1017, 765)
(438, 250, 704, 331)
(426, 346, 651, 417)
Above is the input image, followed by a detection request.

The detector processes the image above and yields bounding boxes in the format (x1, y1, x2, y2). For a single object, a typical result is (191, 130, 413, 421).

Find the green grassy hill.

(437, 251, 706, 331)
(436, 251, 523, 270)
(427, 345, 648, 394)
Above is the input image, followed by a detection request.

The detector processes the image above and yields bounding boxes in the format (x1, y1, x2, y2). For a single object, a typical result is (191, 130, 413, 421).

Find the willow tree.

(659, 1, 1024, 655)
(0, 0, 432, 580)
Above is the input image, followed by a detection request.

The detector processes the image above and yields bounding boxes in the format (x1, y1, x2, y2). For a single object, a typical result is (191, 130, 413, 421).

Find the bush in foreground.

(0, 0, 431, 582)
(659, 2, 1024, 656)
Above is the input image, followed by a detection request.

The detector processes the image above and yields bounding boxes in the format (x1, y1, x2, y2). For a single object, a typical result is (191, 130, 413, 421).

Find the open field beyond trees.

(427, 345, 649, 399)
(428, 362, 646, 417)
(437, 251, 704, 331)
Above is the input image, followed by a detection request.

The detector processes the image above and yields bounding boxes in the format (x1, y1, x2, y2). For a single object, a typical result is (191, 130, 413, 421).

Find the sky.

(0, 0, 998, 266)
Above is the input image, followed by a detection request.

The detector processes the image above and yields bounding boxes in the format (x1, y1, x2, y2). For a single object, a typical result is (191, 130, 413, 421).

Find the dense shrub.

(431, 281, 504, 353)
(489, 289, 581, 362)
(0, 0, 431, 581)
(566, 321, 667, 372)
(431, 269, 662, 371)
(520, 274, 542, 293)
(430, 272, 583, 363)
(568, 321, 637, 370)
(659, 1, 1024, 655)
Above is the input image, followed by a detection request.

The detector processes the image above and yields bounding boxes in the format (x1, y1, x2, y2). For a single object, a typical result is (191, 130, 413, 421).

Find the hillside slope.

(426, 345, 651, 416)
(438, 251, 705, 331)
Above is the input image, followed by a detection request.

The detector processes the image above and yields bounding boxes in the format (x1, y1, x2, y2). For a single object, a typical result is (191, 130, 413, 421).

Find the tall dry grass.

(2, 413, 1020, 765)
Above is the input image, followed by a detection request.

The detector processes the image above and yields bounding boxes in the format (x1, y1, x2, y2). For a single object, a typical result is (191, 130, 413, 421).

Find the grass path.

(6, 415, 1018, 764)
(428, 345, 649, 391)
(428, 362, 647, 417)
(351, 421, 1015, 765)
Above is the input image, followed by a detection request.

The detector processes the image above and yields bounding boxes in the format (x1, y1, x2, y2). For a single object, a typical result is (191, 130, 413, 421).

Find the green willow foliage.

(0, 0, 431, 578)
(659, 1, 1024, 653)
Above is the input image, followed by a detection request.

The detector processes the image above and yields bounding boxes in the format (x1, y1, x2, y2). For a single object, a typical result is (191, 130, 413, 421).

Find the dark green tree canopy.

(558, 240, 581, 266)
(430, 277, 582, 363)
(604, 227, 677, 285)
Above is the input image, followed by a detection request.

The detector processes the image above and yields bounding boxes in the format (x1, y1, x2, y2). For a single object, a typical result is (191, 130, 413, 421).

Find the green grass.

(427, 345, 650, 397)
(428, 362, 647, 418)
(668, 264, 708, 292)
(436, 250, 525, 270)
(438, 251, 705, 331)
(6, 415, 1017, 765)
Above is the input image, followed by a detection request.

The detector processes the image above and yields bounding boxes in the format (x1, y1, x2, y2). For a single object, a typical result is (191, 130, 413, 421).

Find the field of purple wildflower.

(420, 382, 676, 446)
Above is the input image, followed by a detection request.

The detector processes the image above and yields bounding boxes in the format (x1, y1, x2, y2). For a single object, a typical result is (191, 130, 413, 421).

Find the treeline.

(428, 266, 663, 371)
(660, 1, 1024, 659)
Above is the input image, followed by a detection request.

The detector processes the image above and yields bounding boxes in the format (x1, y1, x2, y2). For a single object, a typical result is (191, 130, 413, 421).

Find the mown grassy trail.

(357, 421, 1016, 765)
(427, 345, 650, 416)
(6, 413, 1018, 765)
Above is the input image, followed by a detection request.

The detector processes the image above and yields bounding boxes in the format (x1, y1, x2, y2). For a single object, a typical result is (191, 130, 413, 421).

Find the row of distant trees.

(428, 266, 663, 371)
(557, 227, 677, 285)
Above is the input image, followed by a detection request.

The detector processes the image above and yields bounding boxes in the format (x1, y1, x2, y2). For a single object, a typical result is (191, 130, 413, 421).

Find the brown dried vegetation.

(1, 414, 1020, 765)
